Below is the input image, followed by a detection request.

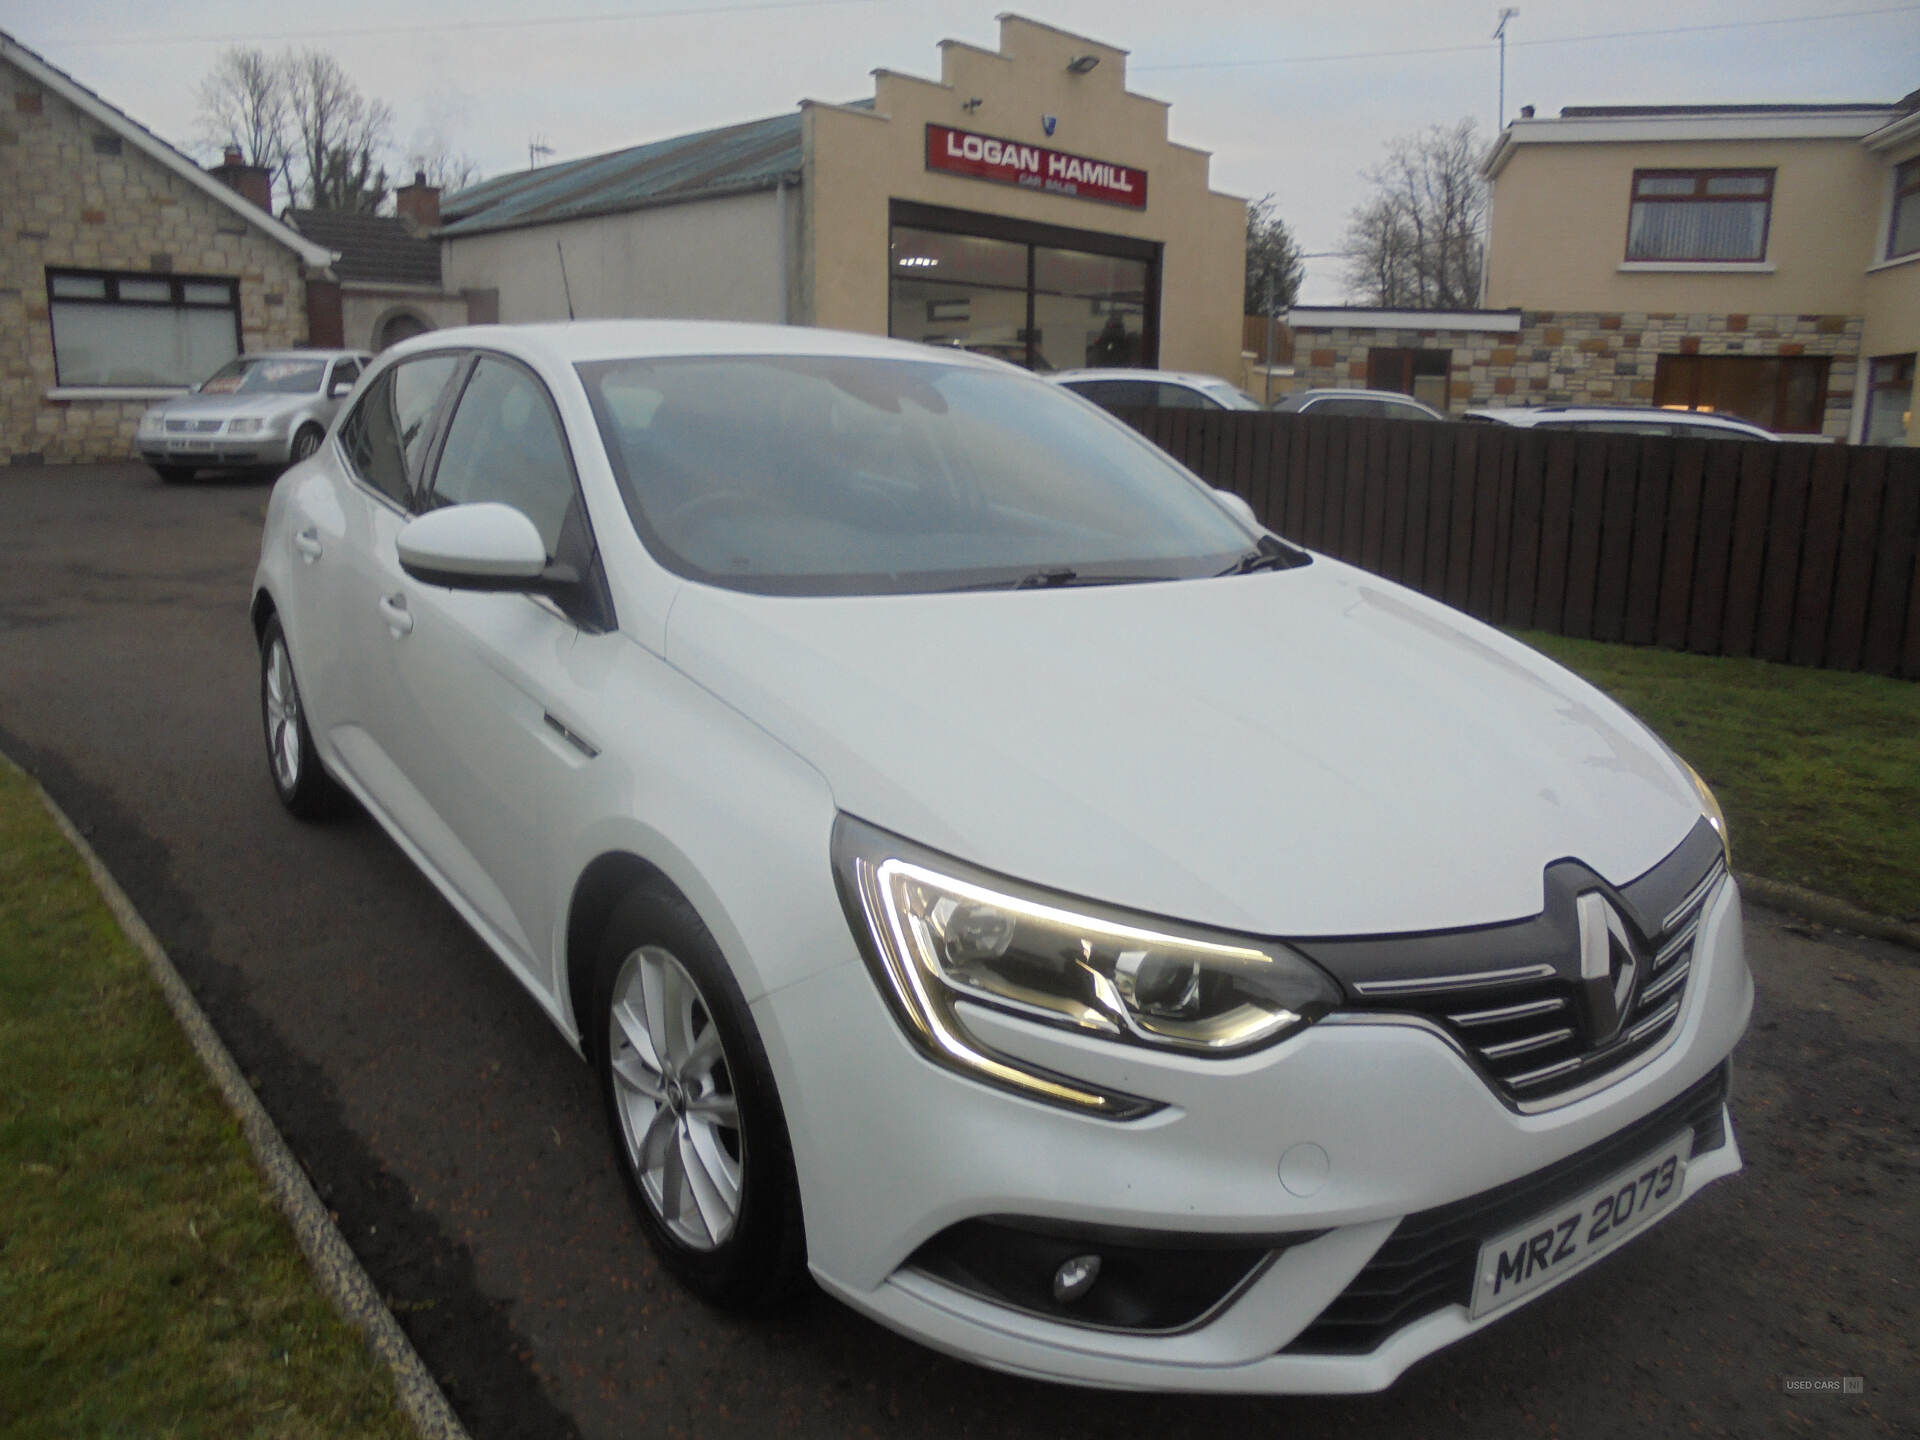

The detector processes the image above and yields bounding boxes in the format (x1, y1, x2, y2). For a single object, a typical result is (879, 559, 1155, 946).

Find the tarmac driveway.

(0, 462, 1912, 1438)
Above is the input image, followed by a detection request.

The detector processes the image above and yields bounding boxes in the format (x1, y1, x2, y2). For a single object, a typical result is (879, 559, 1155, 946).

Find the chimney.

(396, 170, 441, 231)
(208, 147, 273, 212)
(1519, 104, 1535, 119)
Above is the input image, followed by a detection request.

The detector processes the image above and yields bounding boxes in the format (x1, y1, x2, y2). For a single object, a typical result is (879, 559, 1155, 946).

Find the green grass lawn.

(0, 763, 415, 1440)
(1515, 632, 1920, 923)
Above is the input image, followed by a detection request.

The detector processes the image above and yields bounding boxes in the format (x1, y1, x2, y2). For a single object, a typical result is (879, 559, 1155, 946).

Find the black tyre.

(154, 464, 195, 484)
(593, 884, 807, 1309)
(289, 424, 324, 465)
(258, 614, 346, 819)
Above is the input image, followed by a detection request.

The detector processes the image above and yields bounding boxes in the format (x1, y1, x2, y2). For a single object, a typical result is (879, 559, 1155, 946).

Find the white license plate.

(1470, 1132, 1690, 1320)
(167, 439, 214, 453)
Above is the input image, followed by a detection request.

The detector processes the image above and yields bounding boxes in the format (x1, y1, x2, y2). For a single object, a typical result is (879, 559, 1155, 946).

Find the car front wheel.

(289, 424, 324, 465)
(593, 885, 807, 1309)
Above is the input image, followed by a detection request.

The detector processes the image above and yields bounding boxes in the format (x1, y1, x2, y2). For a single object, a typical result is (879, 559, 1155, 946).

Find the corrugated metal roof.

(439, 111, 803, 237)
(285, 209, 441, 286)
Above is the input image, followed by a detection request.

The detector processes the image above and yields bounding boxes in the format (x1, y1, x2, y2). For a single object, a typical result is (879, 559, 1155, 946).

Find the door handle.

(378, 592, 414, 636)
(294, 527, 323, 561)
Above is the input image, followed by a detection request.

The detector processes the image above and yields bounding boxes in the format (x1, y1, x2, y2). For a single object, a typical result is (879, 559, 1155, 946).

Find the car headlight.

(832, 815, 1341, 1118)
(227, 417, 264, 434)
(1681, 758, 1729, 853)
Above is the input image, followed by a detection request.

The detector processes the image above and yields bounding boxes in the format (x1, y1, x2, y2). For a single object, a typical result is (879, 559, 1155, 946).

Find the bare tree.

(1244, 193, 1305, 317)
(195, 47, 293, 207)
(1341, 119, 1488, 309)
(406, 142, 484, 197)
(284, 50, 394, 212)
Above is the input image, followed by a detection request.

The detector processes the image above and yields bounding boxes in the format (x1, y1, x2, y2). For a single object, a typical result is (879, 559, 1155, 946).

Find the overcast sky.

(7, 0, 1917, 301)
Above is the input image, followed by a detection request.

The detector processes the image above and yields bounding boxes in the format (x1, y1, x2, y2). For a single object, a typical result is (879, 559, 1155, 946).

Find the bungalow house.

(0, 28, 338, 464)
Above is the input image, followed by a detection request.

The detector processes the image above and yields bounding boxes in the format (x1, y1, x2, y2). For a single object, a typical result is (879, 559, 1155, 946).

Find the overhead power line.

(31, 0, 880, 49)
(1131, 5, 1919, 74)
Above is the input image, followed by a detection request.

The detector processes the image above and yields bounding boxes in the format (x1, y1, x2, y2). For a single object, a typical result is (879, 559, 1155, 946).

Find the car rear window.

(578, 355, 1259, 596)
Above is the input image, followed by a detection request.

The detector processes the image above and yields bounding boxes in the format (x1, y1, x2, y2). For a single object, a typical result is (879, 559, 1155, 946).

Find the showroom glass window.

(888, 202, 1159, 372)
(45, 269, 240, 387)
(1652, 354, 1829, 433)
(1625, 170, 1774, 262)
(1888, 158, 1920, 261)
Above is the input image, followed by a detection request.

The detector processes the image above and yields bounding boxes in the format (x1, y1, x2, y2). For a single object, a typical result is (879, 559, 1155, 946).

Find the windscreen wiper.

(1218, 541, 1303, 576)
(1011, 567, 1080, 589)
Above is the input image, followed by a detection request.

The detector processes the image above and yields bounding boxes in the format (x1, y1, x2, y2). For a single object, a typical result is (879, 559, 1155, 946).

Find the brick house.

(1289, 94, 1920, 442)
(284, 175, 498, 352)
(1, 29, 337, 464)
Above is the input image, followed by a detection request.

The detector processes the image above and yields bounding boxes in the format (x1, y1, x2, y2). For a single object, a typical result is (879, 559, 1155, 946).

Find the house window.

(1888, 158, 1920, 261)
(46, 268, 241, 388)
(1367, 347, 1451, 410)
(1652, 353, 1829, 434)
(1862, 355, 1914, 445)
(1626, 170, 1773, 263)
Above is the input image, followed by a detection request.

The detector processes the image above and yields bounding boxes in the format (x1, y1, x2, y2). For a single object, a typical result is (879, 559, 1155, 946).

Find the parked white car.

(1463, 405, 1779, 440)
(251, 321, 1751, 1394)
(137, 349, 371, 482)
(1052, 368, 1267, 412)
(1271, 387, 1449, 422)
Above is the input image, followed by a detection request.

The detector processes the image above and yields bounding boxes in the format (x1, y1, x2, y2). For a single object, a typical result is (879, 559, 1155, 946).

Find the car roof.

(380, 320, 1013, 373)
(240, 349, 370, 362)
(1463, 405, 1775, 434)
(1286, 388, 1436, 403)
(1051, 369, 1237, 388)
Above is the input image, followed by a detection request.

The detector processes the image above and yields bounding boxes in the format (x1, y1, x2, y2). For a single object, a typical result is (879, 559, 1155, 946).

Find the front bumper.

(753, 873, 1753, 1393)
(139, 434, 287, 468)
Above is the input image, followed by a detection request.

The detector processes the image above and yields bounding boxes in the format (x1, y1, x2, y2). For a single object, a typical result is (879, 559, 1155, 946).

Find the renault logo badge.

(1575, 892, 1642, 1045)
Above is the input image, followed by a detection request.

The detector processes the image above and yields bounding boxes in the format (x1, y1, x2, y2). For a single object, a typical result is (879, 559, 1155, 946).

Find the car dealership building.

(438, 14, 1249, 380)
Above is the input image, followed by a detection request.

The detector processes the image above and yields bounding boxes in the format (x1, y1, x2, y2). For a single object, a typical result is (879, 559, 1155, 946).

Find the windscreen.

(577, 355, 1260, 596)
(200, 357, 328, 395)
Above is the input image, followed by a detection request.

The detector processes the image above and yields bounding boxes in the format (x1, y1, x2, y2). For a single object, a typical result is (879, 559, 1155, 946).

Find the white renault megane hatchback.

(251, 321, 1751, 1393)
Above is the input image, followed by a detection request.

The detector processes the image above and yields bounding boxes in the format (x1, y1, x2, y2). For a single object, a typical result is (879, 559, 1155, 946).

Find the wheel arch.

(250, 586, 278, 644)
(565, 850, 682, 1060)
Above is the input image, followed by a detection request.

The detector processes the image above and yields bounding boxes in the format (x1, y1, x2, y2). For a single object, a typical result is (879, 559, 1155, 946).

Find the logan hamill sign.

(925, 124, 1147, 210)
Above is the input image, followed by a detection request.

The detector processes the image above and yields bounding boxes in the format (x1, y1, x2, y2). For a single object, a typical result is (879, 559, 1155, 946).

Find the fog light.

(1052, 1254, 1101, 1303)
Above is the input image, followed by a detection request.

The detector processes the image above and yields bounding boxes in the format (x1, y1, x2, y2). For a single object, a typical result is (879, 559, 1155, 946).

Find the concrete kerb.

(1736, 870, 1920, 954)
(13, 759, 472, 1440)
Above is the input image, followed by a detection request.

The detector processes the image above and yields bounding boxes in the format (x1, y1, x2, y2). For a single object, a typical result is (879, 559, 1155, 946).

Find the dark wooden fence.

(1120, 409, 1920, 680)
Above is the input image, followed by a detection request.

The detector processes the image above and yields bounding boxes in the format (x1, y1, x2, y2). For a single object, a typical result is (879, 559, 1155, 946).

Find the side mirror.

(329, 381, 353, 399)
(1213, 488, 1259, 529)
(397, 503, 560, 592)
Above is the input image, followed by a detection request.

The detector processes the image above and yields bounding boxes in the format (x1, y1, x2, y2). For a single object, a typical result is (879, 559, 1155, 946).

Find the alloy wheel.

(607, 945, 744, 1249)
(263, 637, 303, 793)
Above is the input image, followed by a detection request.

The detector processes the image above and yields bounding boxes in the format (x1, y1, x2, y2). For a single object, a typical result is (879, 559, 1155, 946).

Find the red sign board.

(925, 124, 1147, 210)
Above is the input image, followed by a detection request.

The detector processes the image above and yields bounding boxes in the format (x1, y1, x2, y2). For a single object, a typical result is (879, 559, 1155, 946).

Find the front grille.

(164, 418, 223, 433)
(1283, 1062, 1731, 1355)
(1347, 858, 1724, 1105)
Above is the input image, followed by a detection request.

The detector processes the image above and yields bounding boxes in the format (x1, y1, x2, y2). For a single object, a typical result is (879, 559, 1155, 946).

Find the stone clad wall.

(1293, 310, 1862, 437)
(1, 63, 312, 464)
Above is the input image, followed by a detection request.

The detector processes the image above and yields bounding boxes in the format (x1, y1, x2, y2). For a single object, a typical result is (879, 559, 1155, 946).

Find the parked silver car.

(136, 349, 371, 483)
(1052, 368, 1267, 412)
(1462, 405, 1780, 441)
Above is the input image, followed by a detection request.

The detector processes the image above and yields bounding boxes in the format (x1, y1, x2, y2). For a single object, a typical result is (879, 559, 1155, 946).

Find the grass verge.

(1515, 632, 1920, 923)
(0, 762, 415, 1440)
